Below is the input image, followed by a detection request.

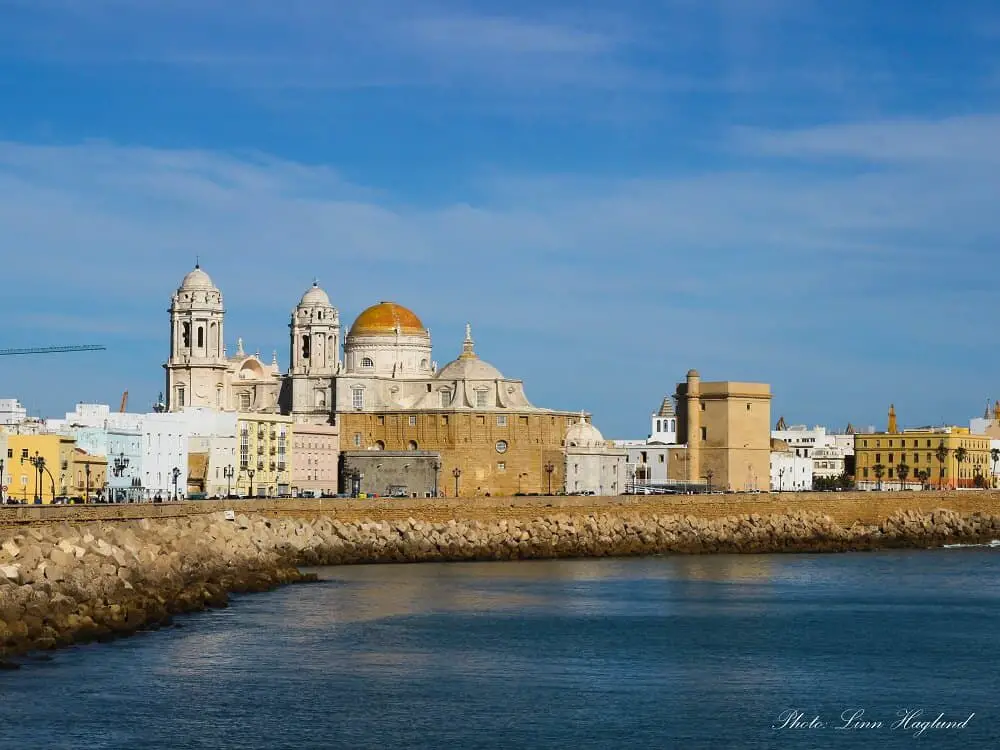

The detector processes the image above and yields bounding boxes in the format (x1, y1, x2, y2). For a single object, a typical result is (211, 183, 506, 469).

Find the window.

(700, 427, 707, 441)
(476, 390, 489, 408)
(875, 454, 881, 463)
(239, 393, 251, 410)
(375, 440, 385, 450)
(302, 335, 311, 359)
(440, 390, 451, 408)
(5, 449, 10, 459)
(352, 389, 364, 409)
(747, 404, 751, 411)
(408, 440, 418, 450)
(197, 326, 204, 348)
(361, 357, 374, 368)
(700, 403, 705, 411)
(497, 462, 505, 471)
(495, 440, 508, 454)
(658, 454, 665, 463)
(377, 415, 385, 425)
(240, 426, 249, 468)
(177, 386, 185, 407)
(181, 322, 191, 347)
(409, 415, 417, 426)
(497, 415, 507, 427)
(353, 433, 362, 447)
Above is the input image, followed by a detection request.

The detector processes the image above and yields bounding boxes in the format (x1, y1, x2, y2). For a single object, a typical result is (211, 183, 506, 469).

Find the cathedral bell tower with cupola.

(287, 281, 341, 424)
(164, 264, 228, 411)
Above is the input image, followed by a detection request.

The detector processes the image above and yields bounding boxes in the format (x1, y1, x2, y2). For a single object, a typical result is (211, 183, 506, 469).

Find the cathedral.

(164, 265, 621, 496)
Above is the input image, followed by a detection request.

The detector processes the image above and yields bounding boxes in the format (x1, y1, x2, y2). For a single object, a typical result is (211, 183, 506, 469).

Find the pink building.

(292, 423, 340, 497)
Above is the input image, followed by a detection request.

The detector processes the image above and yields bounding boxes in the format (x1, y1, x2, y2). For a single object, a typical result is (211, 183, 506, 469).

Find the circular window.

(495, 440, 508, 454)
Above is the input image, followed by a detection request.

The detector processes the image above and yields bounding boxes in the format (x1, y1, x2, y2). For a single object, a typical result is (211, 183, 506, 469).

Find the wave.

(942, 540, 1000, 549)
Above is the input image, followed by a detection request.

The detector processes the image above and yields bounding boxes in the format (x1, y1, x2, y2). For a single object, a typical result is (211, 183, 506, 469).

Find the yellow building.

(236, 413, 294, 497)
(5, 434, 77, 503)
(668, 370, 772, 491)
(70, 448, 108, 501)
(854, 406, 991, 489)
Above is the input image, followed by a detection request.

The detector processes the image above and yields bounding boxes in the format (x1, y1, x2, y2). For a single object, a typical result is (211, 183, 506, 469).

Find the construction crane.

(119, 391, 128, 413)
(0, 345, 106, 357)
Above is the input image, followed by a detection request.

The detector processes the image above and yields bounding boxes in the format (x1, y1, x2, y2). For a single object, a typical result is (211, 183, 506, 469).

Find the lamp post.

(432, 461, 441, 498)
(778, 467, 785, 492)
(0, 457, 5, 504)
(247, 468, 256, 498)
(452, 467, 461, 498)
(544, 462, 554, 496)
(84, 462, 91, 504)
(223, 465, 235, 498)
(21, 451, 45, 503)
(171, 466, 181, 501)
(705, 468, 714, 492)
(112, 452, 129, 502)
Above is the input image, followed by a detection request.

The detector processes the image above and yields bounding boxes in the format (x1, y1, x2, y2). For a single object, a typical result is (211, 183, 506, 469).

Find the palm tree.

(896, 462, 910, 489)
(872, 463, 886, 491)
(955, 446, 968, 488)
(991, 448, 999, 488)
(916, 468, 929, 490)
(935, 442, 949, 488)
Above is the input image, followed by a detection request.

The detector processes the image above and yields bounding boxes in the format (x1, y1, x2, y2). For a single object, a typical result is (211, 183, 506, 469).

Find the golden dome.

(348, 301, 427, 337)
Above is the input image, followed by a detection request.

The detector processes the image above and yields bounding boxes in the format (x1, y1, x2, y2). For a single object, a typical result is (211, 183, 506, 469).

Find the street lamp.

(84, 462, 91, 504)
(778, 467, 785, 492)
(112, 452, 129, 502)
(171, 466, 181, 501)
(544, 462, 554, 495)
(223, 465, 235, 498)
(432, 461, 441, 497)
(452, 467, 461, 497)
(21, 451, 53, 503)
(705, 468, 714, 492)
(247, 468, 256, 498)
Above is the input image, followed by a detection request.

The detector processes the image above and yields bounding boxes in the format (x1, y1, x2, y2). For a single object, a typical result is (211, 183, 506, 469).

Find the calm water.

(2, 549, 998, 749)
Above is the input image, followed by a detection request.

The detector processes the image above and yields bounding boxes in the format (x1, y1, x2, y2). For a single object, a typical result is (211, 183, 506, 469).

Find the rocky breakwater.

(2, 507, 999, 664)
(0, 514, 312, 665)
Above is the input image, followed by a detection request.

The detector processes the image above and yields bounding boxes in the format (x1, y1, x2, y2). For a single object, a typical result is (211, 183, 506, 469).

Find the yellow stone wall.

(855, 428, 991, 488)
(339, 410, 572, 496)
(69, 451, 108, 500)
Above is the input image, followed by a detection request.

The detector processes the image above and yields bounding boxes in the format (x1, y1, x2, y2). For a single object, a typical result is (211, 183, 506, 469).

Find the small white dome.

(179, 265, 216, 291)
(565, 415, 605, 447)
(299, 282, 331, 307)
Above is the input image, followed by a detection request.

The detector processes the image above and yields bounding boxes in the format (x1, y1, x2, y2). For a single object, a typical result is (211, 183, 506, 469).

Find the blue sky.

(1, 0, 998, 436)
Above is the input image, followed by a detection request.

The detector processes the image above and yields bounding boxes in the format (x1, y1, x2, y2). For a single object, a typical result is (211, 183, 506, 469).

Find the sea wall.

(2, 506, 1000, 663)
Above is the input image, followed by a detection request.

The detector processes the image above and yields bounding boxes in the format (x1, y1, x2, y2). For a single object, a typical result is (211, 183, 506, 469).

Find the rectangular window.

(441, 415, 449, 425)
(889, 468, 894, 478)
(240, 426, 249, 468)
(377, 415, 385, 425)
(520, 416, 529, 426)
(177, 387, 185, 407)
(497, 462, 505, 471)
(658, 454, 665, 463)
(875, 454, 881, 463)
(700, 403, 705, 411)
(440, 391, 451, 408)
(477, 415, 485, 425)
(409, 415, 417, 427)
(354, 433, 362, 447)
(863, 468, 869, 478)
(497, 415, 507, 427)
(700, 427, 707, 441)
(5, 449, 10, 459)
(352, 389, 364, 409)
(239, 393, 251, 410)
(476, 390, 488, 408)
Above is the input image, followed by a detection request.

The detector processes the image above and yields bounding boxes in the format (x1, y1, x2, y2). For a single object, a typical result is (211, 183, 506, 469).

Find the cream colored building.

(669, 370, 772, 492)
(236, 413, 294, 497)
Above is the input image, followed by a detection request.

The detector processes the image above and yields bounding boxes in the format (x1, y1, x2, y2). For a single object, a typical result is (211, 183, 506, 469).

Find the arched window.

(197, 326, 204, 348)
(656, 419, 661, 431)
(408, 440, 418, 451)
(361, 357, 374, 368)
(302, 335, 311, 359)
(181, 322, 191, 348)
(375, 440, 385, 450)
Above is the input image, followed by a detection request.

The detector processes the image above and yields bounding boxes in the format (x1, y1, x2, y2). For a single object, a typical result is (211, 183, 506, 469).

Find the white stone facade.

(564, 416, 627, 495)
(770, 449, 813, 491)
(772, 424, 853, 480)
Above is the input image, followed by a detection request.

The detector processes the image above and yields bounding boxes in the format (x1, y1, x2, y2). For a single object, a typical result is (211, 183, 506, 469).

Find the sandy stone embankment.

(2, 507, 999, 664)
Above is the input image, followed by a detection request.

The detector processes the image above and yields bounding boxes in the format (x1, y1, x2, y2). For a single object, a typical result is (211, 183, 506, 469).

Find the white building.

(0, 399, 27, 426)
(771, 422, 854, 482)
(770, 443, 813, 491)
(613, 396, 678, 490)
(564, 416, 627, 495)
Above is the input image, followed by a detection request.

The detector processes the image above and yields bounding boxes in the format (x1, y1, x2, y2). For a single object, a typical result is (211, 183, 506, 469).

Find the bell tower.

(164, 264, 229, 411)
(288, 281, 340, 424)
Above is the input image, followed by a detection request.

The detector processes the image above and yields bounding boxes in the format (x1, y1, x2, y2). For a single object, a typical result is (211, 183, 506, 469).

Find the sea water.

(1, 549, 997, 749)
